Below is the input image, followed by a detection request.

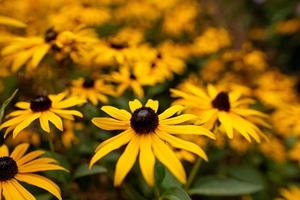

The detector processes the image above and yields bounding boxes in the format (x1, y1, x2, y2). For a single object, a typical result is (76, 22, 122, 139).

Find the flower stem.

(184, 158, 202, 191)
(48, 135, 55, 152)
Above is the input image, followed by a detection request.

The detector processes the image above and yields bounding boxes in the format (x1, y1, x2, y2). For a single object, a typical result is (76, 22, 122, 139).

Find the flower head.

(90, 99, 215, 186)
(0, 143, 67, 200)
(171, 83, 269, 142)
(0, 92, 85, 138)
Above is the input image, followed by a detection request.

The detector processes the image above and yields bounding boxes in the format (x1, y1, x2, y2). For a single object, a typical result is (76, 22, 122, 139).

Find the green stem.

(184, 158, 202, 191)
(48, 135, 55, 152)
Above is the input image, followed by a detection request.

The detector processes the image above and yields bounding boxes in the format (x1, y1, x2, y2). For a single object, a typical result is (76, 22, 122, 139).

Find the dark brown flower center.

(130, 74, 137, 80)
(109, 42, 128, 50)
(212, 91, 230, 111)
(130, 107, 159, 134)
(30, 96, 52, 112)
(83, 78, 95, 88)
(0, 156, 18, 181)
(45, 28, 58, 42)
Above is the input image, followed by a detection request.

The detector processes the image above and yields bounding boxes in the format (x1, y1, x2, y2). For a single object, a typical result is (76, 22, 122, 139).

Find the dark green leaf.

(159, 187, 191, 200)
(74, 164, 107, 179)
(189, 176, 263, 196)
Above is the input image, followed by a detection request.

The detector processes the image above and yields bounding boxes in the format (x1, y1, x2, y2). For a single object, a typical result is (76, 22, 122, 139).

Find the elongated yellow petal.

(28, 44, 50, 68)
(151, 134, 186, 184)
(114, 135, 140, 186)
(7, 110, 31, 117)
(2, 180, 27, 200)
(16, 150, 45, 166)
(92, 117, 129, 130)
(158, 105, 184, 120)
(12, 113, 40, 138)
(90, 130, 133, 167)
(0, 16, 26, 27)
(218, 112, 233, 139)
(18, 164, 67, 173)
(159, 124, 215, 139)
(131, 81, 144, 98)
(40, 113, 50, 132)
(139, 135, 155, 186)
(46, 112, 63, 131)
(0, 114, 32, 129)
(160, 114, 196, 125)
(15, 102, 30, 109)
(129, 99, 142, 112)
(12, 49, 34, 71)
(53, 97, 85, 109)
(232, 108, 268, 118)
(0, 145, 9, 157)
(145, 99, 159, 112)
(10, 179, 35, 200)
(48, 92, 67, 103)
(16, 174, 62, 200)
(10, 143, 29, 161)
(207, 84, 218, 99)
(51, 109, 83, 118)
(101, 106, 131, 121)
(156, 132, 208, 161)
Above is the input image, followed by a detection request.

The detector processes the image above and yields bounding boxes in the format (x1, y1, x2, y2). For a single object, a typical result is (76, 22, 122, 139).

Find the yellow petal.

(12, 49, 34, 71)
(18, 163, 66, 173)
(156, 131, 208, 161)
(90, 130, 133, 167)
(46, 112, 63, 131)
(207, 84, 218, 99)
(0, 16, 26, 27)
(15, 102, 30, 109)
(218, 112, 233, 139)
(151, 134, 186, 184)
(10, 179, 35, 200)
(159, 124, 215, 139)
(28, 44, 50, 69)
(0, 145, 9, 157)
(51, 109, 83, 118)
(101, 106, 131, 121)
(2, 180, 27, 200)
(39, 113, 50, 132)
(129, 99, 142, 112)
(145, 99, 159, 112)
(17, 150, 45, 166)
(10, 143, 29, 161)
(12, 113, 40, 138)
(139, 135, 155, 186)
(160, 114, 196, 125)
(16, 174, 62, 200)
(131, 81, 144, 98)
(158, 105, 184, 120)
(92, 117, 129, 130)
(114, 135, 140, 186)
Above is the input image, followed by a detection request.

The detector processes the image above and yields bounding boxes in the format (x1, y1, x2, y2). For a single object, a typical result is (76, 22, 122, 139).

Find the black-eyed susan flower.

(0, 143, 66, 200)
(171, 83, 268, 142)
(90, 99, 215, 186)
(1, 28, 59, 72)
(70, 77, 115, 105)
(0, 92, 85, 138)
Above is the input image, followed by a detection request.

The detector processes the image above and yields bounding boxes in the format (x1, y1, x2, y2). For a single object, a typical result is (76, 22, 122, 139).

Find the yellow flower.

(276, 19, 300, 35)
(90, 99, 215, 186)
(0, 92, 85, 138)
(70, 77, 115, 105)
(1, 28, 58, 71)
(171, 83, 268, 142)
(259, 136, 286, 163)
(0, 143, 67, 200)
(277, 186, 300, 200)
(6, 130, 41, 147)
(289, 141, 300, 163)
(61, 120, 81, 149)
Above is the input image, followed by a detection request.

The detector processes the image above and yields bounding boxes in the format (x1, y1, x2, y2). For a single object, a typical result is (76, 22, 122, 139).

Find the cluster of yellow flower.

(0, 0, 300, 199)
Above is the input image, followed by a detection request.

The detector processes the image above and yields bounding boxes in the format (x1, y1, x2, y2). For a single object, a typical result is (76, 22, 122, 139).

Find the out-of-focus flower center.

(130, 107, 159, 134)
(211, 91, 230, 111)
(83, 78, 95, 88)
(109, 42, 128, 50)
(130, 74, 137, 80)
(45, 28, 58, 42)
(0, 156, 18, 181)
(30, 96, 52, 112)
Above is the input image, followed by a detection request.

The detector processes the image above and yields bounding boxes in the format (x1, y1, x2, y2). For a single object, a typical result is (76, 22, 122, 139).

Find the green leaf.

(74, 164, 107, 179)
(0, 89, 18, 123)
(159, 188, 191, 200)
(228, 165, 264, 185)
(188, 176, 263, 196)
